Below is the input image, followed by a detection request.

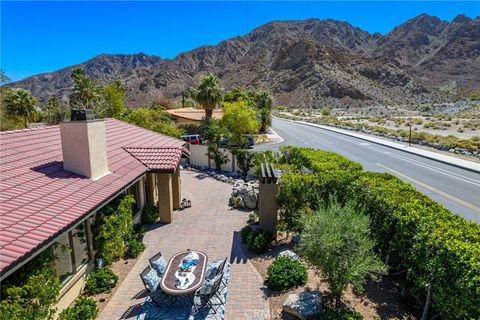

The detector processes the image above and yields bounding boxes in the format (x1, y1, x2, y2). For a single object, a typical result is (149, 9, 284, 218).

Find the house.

(0, 117, 189, 312)
(166, 107, 222, 125)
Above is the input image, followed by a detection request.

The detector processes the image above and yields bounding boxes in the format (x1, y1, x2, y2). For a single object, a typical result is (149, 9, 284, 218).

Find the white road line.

(376, 163, 480, 213)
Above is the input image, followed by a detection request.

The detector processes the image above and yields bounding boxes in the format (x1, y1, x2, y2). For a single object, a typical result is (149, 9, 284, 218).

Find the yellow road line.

(376, 163, 480, 213)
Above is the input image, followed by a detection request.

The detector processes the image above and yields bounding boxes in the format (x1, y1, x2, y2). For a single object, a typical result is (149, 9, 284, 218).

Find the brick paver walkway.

(98, 170, 270, 320)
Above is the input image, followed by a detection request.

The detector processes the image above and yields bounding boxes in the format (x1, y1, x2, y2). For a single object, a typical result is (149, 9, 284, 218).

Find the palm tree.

(69, 67, 102, 111)
(255, 91, 273, 132)
(3, 88, 39, 127)
(194, 74, 223, 118)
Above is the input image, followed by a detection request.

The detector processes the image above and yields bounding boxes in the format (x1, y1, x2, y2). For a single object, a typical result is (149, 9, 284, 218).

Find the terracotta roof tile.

(166, 107, 222, 122)
(0, 118, 187, 276)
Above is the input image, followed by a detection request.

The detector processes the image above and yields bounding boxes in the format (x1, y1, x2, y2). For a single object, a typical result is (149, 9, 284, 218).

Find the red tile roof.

(166, 107, 222, 121)
(124, 147, 188, 171)
(0, 119, 187, 277)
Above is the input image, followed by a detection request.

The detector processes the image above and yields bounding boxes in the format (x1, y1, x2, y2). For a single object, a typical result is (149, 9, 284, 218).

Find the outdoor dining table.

(160, 250, 208, 297)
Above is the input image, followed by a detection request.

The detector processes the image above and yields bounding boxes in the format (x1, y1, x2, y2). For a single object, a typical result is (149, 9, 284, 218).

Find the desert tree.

(297, 200, 385, 308)
(254, 90, 273, 132)
(221, 100, 259, 146)
(194, 73, 223, 119)
(3, 88, 39, 127)
(69, 67, 102, 113)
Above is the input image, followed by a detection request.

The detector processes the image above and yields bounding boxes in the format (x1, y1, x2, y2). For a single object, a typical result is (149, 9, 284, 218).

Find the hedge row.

(354, 172, 480, 318)
(277, 146, 480, 318)
(277, 147, 363, 232)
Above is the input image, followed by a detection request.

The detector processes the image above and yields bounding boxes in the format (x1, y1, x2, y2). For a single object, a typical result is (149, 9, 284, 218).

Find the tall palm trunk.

(205, 108, 213, 119)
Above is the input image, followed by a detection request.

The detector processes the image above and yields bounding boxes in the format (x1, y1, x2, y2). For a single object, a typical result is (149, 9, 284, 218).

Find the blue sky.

(1, 1, 479, 81)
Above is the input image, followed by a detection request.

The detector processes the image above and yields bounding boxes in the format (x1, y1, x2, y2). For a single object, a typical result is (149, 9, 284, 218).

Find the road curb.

(295, 120, 480, 174)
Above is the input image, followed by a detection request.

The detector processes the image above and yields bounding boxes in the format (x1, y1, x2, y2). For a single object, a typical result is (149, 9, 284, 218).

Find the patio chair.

(140, 265, 169, 307)
(149, 251, 167, 277)
(193, 271, 225, 315)
(206, 257, 227, 285)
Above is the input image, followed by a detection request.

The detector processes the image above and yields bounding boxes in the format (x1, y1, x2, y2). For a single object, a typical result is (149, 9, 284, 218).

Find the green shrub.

(85, 268, 118, 295)
(354, 172, 480, 317)
(126, 239, 145, 258)
(133, 223, 146, 236)
(276, 145, 480, 318)
(247, 231, 270, 254)
(0, 248, 60, 320)
(277, 147, 362, 233)
(240, 225, 253, 244)
(94, 195, 136, 265)
(266, 256, 308, 291)
(58, 296, 98, 320)
(248, 212, 258, 223)
(141, 204, 159, 224)
(318, 306, 363, 320)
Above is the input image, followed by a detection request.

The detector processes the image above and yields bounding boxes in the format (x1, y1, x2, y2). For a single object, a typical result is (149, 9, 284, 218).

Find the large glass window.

(71, 223, 89, 270)
(53, 221, 91, 286)
(53, 233, 74, 285)
(126, 181, 140, 214)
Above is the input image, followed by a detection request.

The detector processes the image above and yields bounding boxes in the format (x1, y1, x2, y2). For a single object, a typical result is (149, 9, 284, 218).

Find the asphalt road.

(254, 118, 480, 223)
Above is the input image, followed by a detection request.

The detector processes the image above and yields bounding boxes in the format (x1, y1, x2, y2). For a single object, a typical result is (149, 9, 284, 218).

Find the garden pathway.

(98, 170, 270, 320)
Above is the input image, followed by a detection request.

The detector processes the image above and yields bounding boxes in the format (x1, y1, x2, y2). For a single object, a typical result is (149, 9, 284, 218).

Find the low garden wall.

(276, 146, 480, 319)
(188, 144, 255, 175)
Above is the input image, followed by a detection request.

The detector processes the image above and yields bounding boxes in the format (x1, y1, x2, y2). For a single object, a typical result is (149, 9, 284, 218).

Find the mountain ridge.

(6, 14, 480, 108)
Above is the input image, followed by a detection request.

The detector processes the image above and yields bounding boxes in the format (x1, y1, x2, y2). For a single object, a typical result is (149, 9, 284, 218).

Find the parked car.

(218, 135, 254, 149)
(181, 134, 202, 145)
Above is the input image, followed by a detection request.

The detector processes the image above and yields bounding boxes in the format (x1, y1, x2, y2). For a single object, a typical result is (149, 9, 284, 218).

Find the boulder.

(278, 250, 299, 261)
(283, 291, 322, 320)
(230, 182, 259, 209)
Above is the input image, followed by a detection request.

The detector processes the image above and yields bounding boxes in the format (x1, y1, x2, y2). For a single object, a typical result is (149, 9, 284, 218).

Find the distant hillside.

(7, 14, 480, 108)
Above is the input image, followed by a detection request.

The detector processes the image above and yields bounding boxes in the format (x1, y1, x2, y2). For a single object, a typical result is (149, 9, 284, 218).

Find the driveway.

(98, 170, 270, 320)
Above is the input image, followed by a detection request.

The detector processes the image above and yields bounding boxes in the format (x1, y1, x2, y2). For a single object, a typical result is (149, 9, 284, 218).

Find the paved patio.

(98, 170, 270, 320)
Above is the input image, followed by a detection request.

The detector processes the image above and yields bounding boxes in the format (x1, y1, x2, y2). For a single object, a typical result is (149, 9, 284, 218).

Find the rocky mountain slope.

(7, 14, 480, 108)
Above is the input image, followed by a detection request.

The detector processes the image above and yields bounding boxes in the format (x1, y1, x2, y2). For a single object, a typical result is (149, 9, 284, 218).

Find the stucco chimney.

(60, 116, 110, 180)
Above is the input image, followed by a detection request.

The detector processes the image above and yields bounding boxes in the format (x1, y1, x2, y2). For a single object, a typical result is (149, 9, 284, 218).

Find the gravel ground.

(246, 234, 417, 320)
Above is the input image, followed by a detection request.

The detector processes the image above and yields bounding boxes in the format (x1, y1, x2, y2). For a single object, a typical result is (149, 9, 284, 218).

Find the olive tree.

(297, 201, 385, 307)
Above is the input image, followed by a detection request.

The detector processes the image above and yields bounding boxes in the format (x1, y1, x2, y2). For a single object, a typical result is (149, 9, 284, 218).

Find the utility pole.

(408, 123, 412, 147)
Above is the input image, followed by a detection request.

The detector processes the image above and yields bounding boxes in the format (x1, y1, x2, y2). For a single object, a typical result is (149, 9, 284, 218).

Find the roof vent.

(60, 113, 110, 180)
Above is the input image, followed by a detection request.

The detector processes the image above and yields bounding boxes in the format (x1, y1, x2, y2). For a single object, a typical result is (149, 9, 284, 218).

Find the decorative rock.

(278, 250, 299, 261)
(229, 181, 259, 209)
(282, 291, 322, 320)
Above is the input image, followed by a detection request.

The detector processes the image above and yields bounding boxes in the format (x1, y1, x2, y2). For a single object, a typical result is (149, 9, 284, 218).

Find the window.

(71, 222, 89, 270)
(53, 221, 91, 286)
(54, 233, 74, 285)
(126, 181, 140, 214)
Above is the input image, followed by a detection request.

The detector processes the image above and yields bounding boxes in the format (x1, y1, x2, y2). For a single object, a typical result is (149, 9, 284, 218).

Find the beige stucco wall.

(157, 173, 173, 223)
(189, 144, 210, 168)
(172, 169, 181, 210)
(54, 263, 90, 318)
(60, 120, 109, 179)
(220, 148, 234, 172)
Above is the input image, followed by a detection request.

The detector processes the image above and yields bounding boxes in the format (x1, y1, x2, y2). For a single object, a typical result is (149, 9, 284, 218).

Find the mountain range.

(7, 13, 480, 108)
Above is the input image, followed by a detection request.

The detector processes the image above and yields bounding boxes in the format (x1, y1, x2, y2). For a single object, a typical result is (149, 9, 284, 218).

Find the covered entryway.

(125, 147, 189, 223)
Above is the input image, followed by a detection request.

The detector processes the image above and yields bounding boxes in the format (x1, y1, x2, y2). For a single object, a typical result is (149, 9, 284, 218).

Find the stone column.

(172, 168, 181, 210)
(259, 182, 279, 237)
(157, 173, 173, 223)
(146, 173, 155, 205)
